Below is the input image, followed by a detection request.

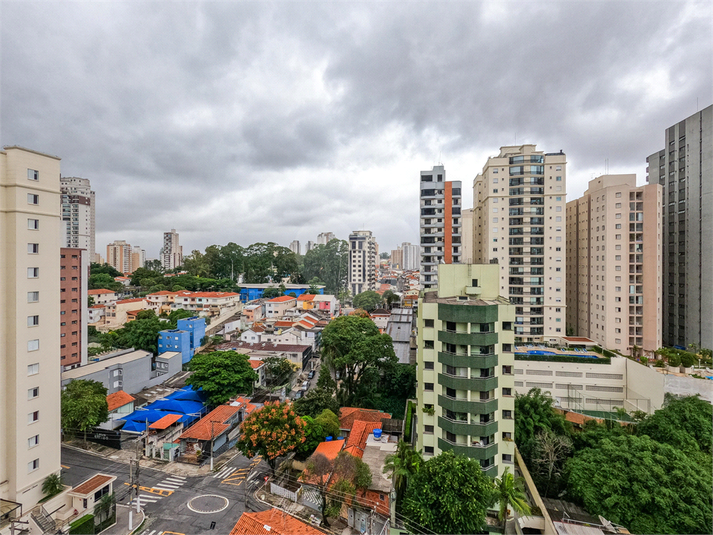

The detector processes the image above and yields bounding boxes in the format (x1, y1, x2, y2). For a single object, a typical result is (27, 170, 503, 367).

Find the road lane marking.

(123, 483, 173, 496)
(61, 464, 70, 469)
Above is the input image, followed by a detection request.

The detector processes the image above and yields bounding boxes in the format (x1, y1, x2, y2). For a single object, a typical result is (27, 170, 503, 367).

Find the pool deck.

(514, 345, 605, 358)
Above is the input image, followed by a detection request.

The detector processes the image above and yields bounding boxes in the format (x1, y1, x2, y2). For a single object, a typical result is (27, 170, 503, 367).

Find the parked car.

(308, 371, 315, 379)
(302, 381, 309, 390)
(294, 390, 303, 400)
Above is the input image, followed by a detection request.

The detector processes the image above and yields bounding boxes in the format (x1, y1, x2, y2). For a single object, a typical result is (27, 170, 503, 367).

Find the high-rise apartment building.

(391, 246, 403, 269)
(161, 229, 183, 271)
(60, 176, 95, 260)
(316, 232, 335, 245)
(646, 105, 712, 348)
(566, 175, 663, 354)
(401, 242, 420, 271)
(60, 248, 89, 369)
(419, 165, 462, 289)
(415, 264, 515, 477)
(461, 208, 474, 263)
(473, 145, 567, 344)
(1, 146, 62, 510)
(305, 241, 315, 253)
(348, 230, 377, 296)
(289, 240, 300, 255)
(131, 245, 145, 270)
(106, 240, 132, 273)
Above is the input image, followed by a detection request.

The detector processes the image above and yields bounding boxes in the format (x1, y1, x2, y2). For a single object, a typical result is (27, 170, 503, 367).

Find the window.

(27, 194, 39, 205)
(502, 454, 513, 463)
(616, 192, 622, 198)
(27, 340, 39, 351)
(502, 410, 513, 419)
(27, 267, 39, 278)
(502, 387, 512, 396)
(28, 387, 39, 400)
(27, 243, 39, 254)
(424, 382, 434, 392)
(424, 446, 434, 455)
(424, 425, 434, 434)
(616, 224, 622, 229)
(28, 219, 39, 230)
(502, 432, 512, 440)
(27, 315, 39, 327)
(27, 169, 39, 181)
(28, 411, 39, 423)
(424, 361, 434, 370)
(28, 459, 40, 473)
(424, 319, 434, 328)
(556, 176, 562, 181)
(28, 363, 39, 375)
(424, 340, 434, 349)
(502, 365, 513, 375)
(28, 435, 39, 448)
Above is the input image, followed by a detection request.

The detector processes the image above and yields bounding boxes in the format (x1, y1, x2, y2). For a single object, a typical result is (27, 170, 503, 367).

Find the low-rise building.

(370, 308, 391, 332)
(239, 284, 324, 303)
(265, 295, 297, 318)
(215, 341, 314, 372)
(88, 288, 117, 305)
(61, 349, 182, 395)
(145, 290, 177, 314)
(88, 305, 106, 325)
(102, 390, 136, 430)
(147, 414, 184, 461)
(387, 308, 414, 365)
(241, 303, 264, 326)
(68, 474, 116, 521)
(178, 404, 243, 460)
(101, 298, 150, 328)
(171, 291, 240, 316)
(229, 508, 322, 535)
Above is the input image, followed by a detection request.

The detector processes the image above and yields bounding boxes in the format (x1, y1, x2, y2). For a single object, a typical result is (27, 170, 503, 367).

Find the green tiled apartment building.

(416, 264, 516, 478)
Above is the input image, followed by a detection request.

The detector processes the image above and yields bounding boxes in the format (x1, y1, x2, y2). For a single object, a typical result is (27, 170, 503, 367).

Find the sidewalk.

(100, 504, 144, 535)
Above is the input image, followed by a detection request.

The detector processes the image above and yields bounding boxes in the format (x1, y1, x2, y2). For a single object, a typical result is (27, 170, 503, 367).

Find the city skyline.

(1, 2, 710, 255)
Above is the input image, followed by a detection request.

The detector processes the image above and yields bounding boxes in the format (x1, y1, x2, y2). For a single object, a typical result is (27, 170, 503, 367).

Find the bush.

(667, 354, 681, 367)
(69, 514, 94, 535)
(680, 352, 696, 368)
(654, 359, 665, 368)
(640, 356, 648, 366)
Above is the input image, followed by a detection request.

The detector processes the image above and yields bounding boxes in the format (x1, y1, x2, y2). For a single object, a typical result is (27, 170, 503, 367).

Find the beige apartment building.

(473, 145, 567, 344)
(1, 146, 62, 511)
(106, 240, 132, 273)
(566, 175, 662, 355)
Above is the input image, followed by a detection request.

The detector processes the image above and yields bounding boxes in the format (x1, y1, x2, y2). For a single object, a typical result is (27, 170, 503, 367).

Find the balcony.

(438, 416, 498, 437)
(439, 330, 499, 346)
(437, 437, 498, 460)
(438, 394, 498, 414)
(438, 373, 498, 392)
(438, 351, 499, 369)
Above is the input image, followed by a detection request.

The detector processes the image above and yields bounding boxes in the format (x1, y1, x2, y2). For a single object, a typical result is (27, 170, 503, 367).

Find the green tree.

(61, 380, 109, 447)
(88, 273, 123, 292)
(302, 239, 349, 295)
(144, 259, 163, 272)
(167, 308, 195, 326)
(42, 472, 64, 498)
(635, 394, 712, 455)
(236, 401, 307, 475)
(186, 351, 258, 406)
(295, 409, 340, 459)
(304, 452, 334, 527)
(115, 315, 168, 354)
(352, 290, 383, 312)
(321, 315, 397, 404)
(262, 287, 282, 299)
(383, 440, 423, 511)
(316, 363, 337, 392)
(327, 451, 372, 516)
(531, 430, 572, 498)
(494, 467, 531, 526)
(565, 434, 713, 534)
(402, 451, 496, 534)
(262, 356, 295, 386)
(90, 263, 122, 277)
(382, 290, 400, 309)
(293, 387, 340, 418)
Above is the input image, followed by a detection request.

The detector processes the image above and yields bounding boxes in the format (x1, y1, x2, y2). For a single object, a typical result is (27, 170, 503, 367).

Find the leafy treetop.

(186, 351, 258, 406)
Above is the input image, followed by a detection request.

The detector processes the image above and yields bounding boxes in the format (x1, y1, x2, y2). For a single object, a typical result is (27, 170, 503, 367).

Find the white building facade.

(161, 229, 183, 271)
(60, 176, 96, 260)
(348, 230, 377, 296)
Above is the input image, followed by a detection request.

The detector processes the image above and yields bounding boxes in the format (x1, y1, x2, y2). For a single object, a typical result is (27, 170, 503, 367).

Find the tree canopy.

(186, 351, 258, 405)
(296, 409, 341, 459)
(302, 239, 349, 295)
(566, 434, 712, 534)
(383, 440, 423, 511)
(320, 315, 398, 405)
(90, 262, 122, 278)
(402, 451, 495, 534)
(61, 380, 109, 444)
(293, 387, 340, 419)
(352, 290, 383, 312)
(88, 272, 123, 292)
(236, 401, 306, 474)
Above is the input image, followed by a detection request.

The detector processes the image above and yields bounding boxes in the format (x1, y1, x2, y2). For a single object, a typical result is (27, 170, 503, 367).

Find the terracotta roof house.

(230, 508, 323, 535)
(178, 404, 242, 460)
(106, 390, 135, 412)
(344, 421, 381, 458)
(339, 408, 391, 434)
(102, 390, 136, 430)
(69, 474, 116, 519)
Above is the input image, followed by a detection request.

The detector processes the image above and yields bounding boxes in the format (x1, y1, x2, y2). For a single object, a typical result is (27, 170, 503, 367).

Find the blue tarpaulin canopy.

(167, 388, 205, 403)
(118, 393, 207, 433)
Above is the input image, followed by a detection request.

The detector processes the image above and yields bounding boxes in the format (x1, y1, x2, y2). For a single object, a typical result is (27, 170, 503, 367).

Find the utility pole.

(128, 459, 134, 530)
(210, 421, 215, 470)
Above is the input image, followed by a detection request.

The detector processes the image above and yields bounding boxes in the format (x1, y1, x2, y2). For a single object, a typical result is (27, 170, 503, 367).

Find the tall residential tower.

(161, 229, 183, 271)
(473, 145, 567, 344)
(348, 230, 377, 296)
(646, 105, 712, 349)
(566, 175, 662, 354)
(419, 165, 462, 289)
(60, 176, 96, 261)
(1, 146, 62, 510)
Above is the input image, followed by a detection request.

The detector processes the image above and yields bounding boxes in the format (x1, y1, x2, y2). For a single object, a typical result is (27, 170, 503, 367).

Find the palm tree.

(42, 472, 64, 498)
(382, 440, 423, 510)
(494, 467, 531, 527)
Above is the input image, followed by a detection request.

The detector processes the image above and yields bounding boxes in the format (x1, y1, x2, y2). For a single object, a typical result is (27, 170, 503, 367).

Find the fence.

(270, 482, 299, 502)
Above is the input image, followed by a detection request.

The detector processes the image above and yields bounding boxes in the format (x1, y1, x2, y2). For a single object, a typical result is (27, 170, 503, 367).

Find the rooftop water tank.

(373, 429, 382, 439)
(325, 436, 333, 441)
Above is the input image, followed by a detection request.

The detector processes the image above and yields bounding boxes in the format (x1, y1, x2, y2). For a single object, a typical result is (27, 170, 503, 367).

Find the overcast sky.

(2, 1, 711, 256)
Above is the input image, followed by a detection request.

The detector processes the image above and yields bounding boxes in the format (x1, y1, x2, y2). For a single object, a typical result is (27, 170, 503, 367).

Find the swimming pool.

(516, 352, 600, 359)
(527, 350, 557, 355)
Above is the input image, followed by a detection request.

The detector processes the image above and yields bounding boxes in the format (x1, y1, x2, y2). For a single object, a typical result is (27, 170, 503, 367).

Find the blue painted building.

(158, 330, 192, 364)
(158, 316, 206, 364)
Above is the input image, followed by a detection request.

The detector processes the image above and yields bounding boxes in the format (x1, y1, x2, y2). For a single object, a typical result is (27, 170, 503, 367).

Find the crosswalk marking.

(152, 483, 181, 490)
(165, 477, 185, 483)
(213, 466, 236, 479)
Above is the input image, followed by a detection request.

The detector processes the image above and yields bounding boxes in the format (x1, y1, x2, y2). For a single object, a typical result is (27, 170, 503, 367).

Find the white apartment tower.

(317, 232, 335, 245)
(419, 165, 463, 289)
(60, 177, 96, 260)
(473, 145, 567, 344)
(401, 242, 420, 271)
(1, 146, 62, 511)
(289, 240, 300, 255)
(106, 240, 132, 273)
(161, 229, 183, 271)
(348, 230, 377, 296)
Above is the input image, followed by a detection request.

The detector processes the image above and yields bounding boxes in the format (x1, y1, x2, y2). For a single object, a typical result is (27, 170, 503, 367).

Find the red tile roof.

(148, 290, 177, 296)
(107, 390, 135, 412)
(88, 289, 115, 295)
(230, 509, 322, 535)
(179, 405, 241, 441)
(70, 474, 115, 497)
(248, 359, 264, 369)
(563, 336, 595, 342)
(344, 421, 382, 458)
(149, 413, 183, 430)
(173, 291, 238, 298)
(90, 304, 106, 309)
(313, 439, 344, 461)
(116, 298, 145, 305)
(339, 408, 391, 430)
(274, 321, 295, 327)
(297, 294, 316, 301)
(269, 295, 296, 303)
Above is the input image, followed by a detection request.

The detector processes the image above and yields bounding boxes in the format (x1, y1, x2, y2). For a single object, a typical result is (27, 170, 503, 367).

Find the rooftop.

(149, 413, 183, 430)
(106, 390, 135, 412)
(179, 404, 241, 441)
(421, 290, 507, 307)
(70, 474, 116, 497)
(88, 289, 115, 295)
(215, 341, 311, 354)
(229, 509, 322, 535)
(269, 295, 297, 303)
(339, 408, 391, 430)
(63, 350, 181, 381)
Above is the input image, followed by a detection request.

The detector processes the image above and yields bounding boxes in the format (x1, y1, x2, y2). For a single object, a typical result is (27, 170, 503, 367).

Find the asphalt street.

(61, 446, 270, 535)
